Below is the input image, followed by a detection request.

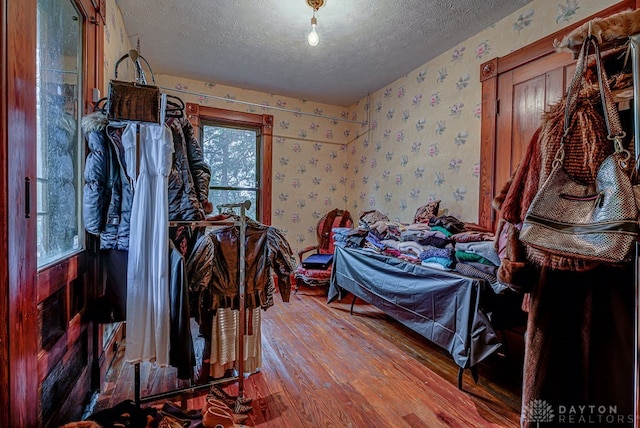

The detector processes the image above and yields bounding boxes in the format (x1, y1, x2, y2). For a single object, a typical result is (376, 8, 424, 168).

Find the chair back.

(316, 208, 353, 254)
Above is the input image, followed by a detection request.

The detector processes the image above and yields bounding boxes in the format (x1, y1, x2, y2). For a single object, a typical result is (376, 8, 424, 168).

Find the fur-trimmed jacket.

(82, 112, 133, 250)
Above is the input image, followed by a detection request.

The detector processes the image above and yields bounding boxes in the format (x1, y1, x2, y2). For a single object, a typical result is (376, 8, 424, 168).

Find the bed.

(328, 245, 523, 389)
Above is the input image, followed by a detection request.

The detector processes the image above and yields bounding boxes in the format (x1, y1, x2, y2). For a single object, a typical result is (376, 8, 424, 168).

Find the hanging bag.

(519, 35, 638, 267)
(106, 51, 161, 123)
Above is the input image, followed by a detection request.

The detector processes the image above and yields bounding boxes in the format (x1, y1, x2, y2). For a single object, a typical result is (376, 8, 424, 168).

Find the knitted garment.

(455, 250, 496, 266)
(419, 246, 453, 261)
(421, 259, 453, 271)
(421, 256, 454, 269)
(455, 241, 501, 267)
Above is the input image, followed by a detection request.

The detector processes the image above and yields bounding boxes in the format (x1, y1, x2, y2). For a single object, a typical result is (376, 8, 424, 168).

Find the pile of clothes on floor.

(62, 385, 253, 428)
(332, 205, 512, 294)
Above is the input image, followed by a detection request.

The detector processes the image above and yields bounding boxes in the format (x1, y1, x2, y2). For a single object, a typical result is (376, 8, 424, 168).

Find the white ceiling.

(116, 0, 534, 106)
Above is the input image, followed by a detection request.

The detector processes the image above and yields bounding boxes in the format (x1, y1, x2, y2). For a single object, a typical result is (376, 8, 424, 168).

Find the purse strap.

(113, 50, 156, 85)
(556, 35, 627, 167)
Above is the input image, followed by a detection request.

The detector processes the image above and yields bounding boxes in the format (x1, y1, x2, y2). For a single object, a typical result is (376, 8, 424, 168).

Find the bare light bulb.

(308, 15, 319, 46)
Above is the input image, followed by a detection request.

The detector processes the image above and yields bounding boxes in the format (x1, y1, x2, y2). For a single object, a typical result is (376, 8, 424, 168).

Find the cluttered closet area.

(482, 8, 640, 428)
(80, 51, 298, 428)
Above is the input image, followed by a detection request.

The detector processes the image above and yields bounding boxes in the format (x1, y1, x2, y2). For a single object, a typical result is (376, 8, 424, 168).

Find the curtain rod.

(158, 86, 366, 125)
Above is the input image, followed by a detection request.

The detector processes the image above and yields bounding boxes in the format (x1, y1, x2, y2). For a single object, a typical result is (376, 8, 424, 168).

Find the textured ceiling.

(116, 0, 534, 106)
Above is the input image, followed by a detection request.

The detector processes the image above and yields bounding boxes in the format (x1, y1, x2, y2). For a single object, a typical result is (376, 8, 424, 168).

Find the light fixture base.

(306, 0, 325, 11)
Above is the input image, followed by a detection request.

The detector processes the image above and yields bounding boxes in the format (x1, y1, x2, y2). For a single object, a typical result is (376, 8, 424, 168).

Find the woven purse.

(106, 52, 161, 123)
(519, 35, 638, 267)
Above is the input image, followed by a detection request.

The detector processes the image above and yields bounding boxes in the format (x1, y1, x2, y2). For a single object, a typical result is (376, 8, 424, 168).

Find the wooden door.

(2, 0, 105, 426)
(493, 51, 574, 218)
(2, 1, 38, 426)
(478, 0, 636, 231)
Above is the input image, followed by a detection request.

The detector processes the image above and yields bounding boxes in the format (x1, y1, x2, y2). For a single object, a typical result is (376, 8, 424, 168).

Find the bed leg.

(470, 365, 479, 384)
(350, 294, 357, 315)
(457, 366, 478, 390)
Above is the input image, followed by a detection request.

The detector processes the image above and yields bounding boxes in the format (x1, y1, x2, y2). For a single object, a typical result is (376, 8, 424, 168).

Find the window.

(188, 104, 273, 224)
(202, 122, 260, 219)
(36, 0, 84, 267)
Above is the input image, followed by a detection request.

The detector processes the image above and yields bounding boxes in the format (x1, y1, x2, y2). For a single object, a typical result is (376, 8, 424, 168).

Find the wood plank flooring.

(91, 286, 523, 427)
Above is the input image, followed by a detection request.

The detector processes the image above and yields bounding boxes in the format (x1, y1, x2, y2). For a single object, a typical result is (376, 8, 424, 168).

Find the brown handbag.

(106, 52, 161, 123)
(519, 35, 638, 267)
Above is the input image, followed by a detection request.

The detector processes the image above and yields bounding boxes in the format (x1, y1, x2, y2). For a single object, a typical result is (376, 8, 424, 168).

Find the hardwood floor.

(90, 286, 523, 427)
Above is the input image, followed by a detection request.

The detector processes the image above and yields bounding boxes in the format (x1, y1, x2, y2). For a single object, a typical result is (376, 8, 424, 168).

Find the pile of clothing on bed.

(332, 205, 511, 294)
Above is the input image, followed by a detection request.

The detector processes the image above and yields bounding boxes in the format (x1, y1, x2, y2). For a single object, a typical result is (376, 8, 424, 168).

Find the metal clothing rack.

(133, 200, 252, 406)
(101, 52, 254, 407)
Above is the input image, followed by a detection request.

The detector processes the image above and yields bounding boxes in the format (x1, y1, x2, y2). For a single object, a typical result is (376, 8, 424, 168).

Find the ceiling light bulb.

(308, 15, 319, 46)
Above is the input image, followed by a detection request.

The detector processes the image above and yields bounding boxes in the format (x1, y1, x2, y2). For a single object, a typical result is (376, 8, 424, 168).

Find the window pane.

(209, 189, 257, 220)
(36, 0, 83, 267)
(202, 125, 257, 188)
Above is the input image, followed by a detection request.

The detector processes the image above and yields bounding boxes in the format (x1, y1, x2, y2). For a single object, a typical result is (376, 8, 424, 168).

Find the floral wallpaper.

(103, 0, 135, 85)
(103, 0, 618, 256)
(158, 74, 354, 254)
(347, 0, 618, 225)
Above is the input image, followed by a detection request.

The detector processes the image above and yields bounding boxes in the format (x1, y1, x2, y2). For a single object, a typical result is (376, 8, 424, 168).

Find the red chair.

(291, 208, 353, 292)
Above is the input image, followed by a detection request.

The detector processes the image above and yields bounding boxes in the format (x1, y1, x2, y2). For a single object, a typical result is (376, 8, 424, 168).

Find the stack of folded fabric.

(419, 245, 455, 270)
(454, 240, 509, 294)
(332, 226, 367, 249)
(428, 215, 466, 235)
(401, 228, 450, 248)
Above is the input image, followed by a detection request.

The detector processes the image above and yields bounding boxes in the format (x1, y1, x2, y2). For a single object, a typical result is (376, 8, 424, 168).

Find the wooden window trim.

(186, 103, 273, 225)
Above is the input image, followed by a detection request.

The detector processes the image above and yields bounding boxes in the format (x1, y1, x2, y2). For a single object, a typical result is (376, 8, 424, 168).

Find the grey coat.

(83, 112, 132, 250)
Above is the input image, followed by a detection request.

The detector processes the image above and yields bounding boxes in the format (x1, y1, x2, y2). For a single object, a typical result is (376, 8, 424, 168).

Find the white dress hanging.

(124, 120, 174, 366)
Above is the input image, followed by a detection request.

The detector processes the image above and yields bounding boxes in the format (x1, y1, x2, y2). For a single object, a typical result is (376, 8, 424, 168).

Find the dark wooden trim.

(479, 77, 498, 230)
(261, 116, 273, 225)
(37, 312, 84, 382)
(478, 0, 636, 230)
(480, 58, 498, 82)
(187, 103, 274, 225)
(6, 0, 39, 425)
(37, 253, 84, 302)
(99, 322, 124, 384)
(0, 0, 9, 426)
(74, 0, 105, 405)
(54, 363, 92, 428)
(80, 0, 102, 114)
